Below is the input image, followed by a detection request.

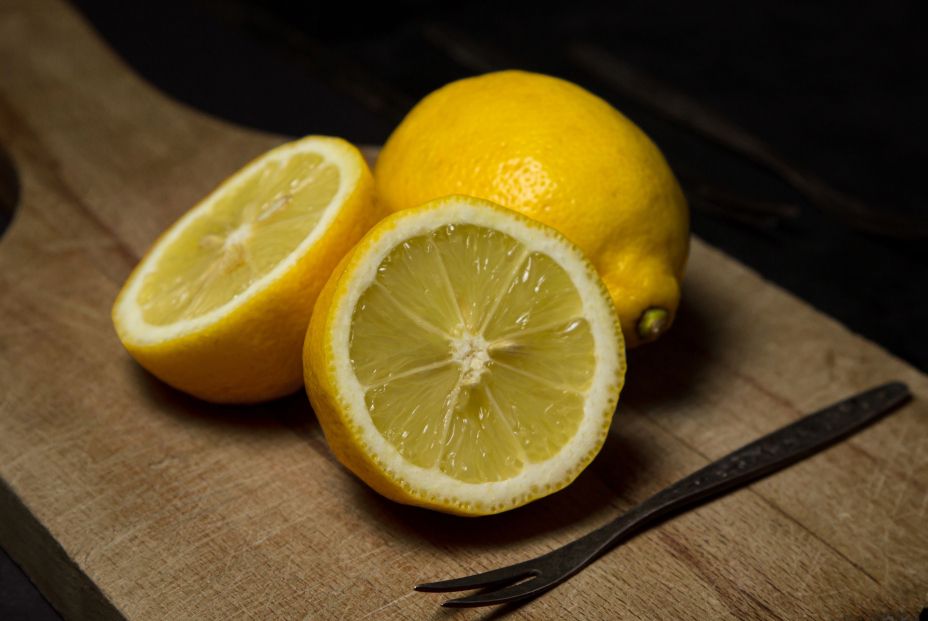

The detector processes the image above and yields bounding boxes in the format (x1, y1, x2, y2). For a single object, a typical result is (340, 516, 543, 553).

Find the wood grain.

(0, 1, 926, 619)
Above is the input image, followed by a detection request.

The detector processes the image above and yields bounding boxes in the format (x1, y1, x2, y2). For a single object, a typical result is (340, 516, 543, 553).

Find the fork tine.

(414, 560, 538, 593)
(441, 574, 555, 608)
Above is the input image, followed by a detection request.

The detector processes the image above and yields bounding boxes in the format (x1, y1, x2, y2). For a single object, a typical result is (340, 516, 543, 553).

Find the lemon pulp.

(349, 224, 596, 484)
(138, 153, 340, 324)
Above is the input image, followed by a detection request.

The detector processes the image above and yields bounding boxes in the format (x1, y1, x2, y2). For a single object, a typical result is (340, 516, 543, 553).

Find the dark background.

(2, 1, 926, 618)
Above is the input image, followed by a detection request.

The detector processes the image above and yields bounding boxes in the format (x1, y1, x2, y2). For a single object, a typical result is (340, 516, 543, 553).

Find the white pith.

(450, 333, 491, 387)
(114, 137, 359, 345)
(331, 198, 623, 510)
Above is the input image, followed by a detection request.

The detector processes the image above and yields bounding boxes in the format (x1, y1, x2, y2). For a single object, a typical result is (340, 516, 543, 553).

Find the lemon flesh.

(304, 196, 625, 515)
(139, 153, 339, 324)
(352, 224, 595, 483)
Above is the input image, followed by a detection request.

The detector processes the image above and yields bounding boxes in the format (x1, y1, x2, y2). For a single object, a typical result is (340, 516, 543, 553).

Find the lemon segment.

(304, 196, 625, 515)
(113, 136, 377, 403)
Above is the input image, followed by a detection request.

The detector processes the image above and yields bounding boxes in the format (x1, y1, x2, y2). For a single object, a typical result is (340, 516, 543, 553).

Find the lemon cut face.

(137, 150, 340, 326)
(305, 196, 625, 515)
(113, 136, 377, 403)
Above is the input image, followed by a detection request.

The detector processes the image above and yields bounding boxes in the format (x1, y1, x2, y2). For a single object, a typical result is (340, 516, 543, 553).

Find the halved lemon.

(304, 196, 625, 515)
(113, 136, 378, 403)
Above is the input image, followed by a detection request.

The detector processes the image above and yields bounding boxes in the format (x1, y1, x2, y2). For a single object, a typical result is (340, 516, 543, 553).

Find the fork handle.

(548, 382, 911, 573)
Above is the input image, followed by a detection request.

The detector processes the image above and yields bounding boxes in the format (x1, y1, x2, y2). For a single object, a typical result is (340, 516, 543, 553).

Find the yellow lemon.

(304, 196, 625, 515)
(113, 136, 378, 403)
(375, 70, 689, 346)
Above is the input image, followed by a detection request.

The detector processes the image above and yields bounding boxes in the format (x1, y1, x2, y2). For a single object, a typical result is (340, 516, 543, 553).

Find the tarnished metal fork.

(415, 382, 911, 608)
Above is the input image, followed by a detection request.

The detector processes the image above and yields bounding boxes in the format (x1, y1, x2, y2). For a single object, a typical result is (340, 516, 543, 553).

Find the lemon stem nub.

(637, 307, 669, 341)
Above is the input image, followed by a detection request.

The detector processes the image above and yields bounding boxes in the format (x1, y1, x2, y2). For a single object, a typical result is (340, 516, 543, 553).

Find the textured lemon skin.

(375, 70, 689, 346)
(303, 197, 625, 516)
(113, 137, 379, 404)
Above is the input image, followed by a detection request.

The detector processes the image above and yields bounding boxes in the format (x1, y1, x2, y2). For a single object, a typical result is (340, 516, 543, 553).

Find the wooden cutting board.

(1, 2, 926, 619)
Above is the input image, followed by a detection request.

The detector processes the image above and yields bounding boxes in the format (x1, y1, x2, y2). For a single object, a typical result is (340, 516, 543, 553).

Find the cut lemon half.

(113, 136, 378, 403)
(304, 196, 625, 515)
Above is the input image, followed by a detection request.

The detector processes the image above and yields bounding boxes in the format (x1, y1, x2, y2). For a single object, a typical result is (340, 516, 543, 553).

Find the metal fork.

(415, 381, 911, 608)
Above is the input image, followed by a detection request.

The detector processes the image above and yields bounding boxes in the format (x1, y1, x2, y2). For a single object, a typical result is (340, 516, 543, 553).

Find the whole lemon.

(375, 70, 688, 346)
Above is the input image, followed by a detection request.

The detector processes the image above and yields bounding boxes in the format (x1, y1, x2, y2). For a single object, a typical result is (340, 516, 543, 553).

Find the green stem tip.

(636, 307, 670, 342)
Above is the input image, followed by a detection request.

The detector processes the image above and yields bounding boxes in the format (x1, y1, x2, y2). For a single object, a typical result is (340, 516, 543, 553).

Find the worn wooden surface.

(0, 1, 926, 619)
